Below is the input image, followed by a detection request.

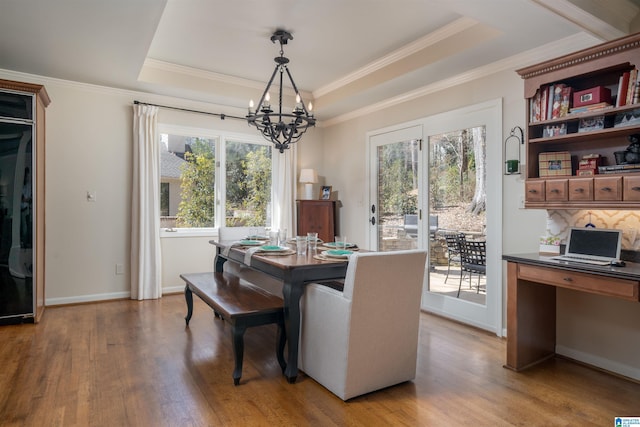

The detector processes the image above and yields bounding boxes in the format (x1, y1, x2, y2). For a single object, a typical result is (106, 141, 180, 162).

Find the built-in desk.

(502, 253, 640, 371)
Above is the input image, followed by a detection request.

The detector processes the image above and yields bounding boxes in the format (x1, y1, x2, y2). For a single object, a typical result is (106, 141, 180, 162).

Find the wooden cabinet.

(517, 32, 640, 209)
(296, 200, 336, 243)
(0, 78, 49, 324)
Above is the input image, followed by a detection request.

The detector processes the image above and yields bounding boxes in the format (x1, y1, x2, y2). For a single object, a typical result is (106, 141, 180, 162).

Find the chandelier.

(246, 30, 316, 153)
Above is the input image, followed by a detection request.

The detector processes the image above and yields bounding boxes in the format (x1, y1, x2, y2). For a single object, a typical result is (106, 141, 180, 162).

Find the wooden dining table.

(209, 239, 352, 383)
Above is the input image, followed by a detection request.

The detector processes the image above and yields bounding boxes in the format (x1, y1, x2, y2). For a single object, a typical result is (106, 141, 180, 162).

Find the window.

(159, 126, 273, 230)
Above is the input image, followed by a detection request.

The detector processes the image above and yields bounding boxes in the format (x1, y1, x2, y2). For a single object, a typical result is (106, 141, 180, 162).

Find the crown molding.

(323, 33, 600, 127)
(313, 17, 479, 99)
(141, 58, 311, 99)
(530, 0, 628, 40)
(0, 67, 250, 119)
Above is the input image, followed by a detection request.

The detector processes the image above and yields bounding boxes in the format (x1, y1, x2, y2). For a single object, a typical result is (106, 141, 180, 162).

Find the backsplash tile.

(546, 210, 640, 250)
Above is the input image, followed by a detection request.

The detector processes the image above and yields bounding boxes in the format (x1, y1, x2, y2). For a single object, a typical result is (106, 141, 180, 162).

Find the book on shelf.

(569, 102, 613, 114)
(551, 84, 565, 119)
(626, 69, 638, 105)
(540, 85, 548, 121)
(559, 86, 571, 117)
(614, 108, 640, 127)
(616, 71, 630, 107)
(598, 163, 640, 174)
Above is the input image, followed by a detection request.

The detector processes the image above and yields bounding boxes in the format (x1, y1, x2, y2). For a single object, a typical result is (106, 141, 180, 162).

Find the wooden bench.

(181, 272, 286, 385)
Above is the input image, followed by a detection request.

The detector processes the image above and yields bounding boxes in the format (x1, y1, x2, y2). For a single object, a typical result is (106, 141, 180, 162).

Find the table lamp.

(299, 168, 318, 200)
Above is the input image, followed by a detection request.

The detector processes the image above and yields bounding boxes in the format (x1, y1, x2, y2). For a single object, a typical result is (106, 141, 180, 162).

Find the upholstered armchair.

(299, 250, 428, 400)
(218, 227, 283, 295)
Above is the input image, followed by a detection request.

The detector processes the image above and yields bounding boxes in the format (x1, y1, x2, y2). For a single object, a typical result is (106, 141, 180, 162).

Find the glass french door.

(368, 100, 502, 335)
(368, 125, 423, 252)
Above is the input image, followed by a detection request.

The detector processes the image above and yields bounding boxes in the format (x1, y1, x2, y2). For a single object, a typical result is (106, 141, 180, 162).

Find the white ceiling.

(1, 0, 639, 124)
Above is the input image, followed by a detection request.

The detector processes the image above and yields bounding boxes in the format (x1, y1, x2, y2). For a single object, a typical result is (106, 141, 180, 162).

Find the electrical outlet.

(115, 264, 124, 275)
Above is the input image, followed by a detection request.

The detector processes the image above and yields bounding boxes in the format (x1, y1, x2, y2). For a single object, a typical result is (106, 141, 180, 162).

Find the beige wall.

(1, 63, 637, 380)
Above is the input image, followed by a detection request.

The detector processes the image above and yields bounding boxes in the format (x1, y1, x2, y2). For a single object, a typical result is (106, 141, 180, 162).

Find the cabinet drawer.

(525, 181, 545, 202)
(623, 175, 640, 201)
(518, 264, 639, 301)
(594, 176, 622, 201)
(568, 178, 593, 201)
(545, 179, 568, 201)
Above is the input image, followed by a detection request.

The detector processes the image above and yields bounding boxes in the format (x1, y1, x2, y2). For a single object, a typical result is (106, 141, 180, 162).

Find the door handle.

(370, 216, 376, 225)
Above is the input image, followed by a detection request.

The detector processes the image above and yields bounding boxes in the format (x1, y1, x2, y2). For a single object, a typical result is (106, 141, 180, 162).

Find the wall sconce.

(299, 168, 318, 200)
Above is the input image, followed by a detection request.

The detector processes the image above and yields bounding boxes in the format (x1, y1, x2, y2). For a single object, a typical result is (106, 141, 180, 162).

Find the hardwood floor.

(1, 294, 639, 426)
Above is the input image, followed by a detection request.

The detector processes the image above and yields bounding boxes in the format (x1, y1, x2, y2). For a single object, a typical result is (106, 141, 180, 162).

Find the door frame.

(365, 99, 503, 336)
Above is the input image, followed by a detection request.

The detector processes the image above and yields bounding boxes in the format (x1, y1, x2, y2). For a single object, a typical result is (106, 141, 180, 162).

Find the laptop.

(551, 227, 622, 266)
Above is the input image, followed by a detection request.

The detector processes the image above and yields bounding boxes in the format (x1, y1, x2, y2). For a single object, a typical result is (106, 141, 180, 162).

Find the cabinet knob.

(632, 186, 640, 192)
(602, 187, 612, 192)
(574, 188, 584, 193)
(550, 189, 559, 193)
(528, 189, 538, 194)
(563, 277, 573, 282)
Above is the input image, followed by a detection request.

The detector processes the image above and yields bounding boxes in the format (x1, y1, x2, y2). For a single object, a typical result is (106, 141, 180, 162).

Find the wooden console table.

(502, 253, 640, 371)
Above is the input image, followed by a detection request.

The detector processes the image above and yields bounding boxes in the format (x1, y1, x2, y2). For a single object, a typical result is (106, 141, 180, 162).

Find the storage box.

(573, 86, 611, 108)
(539, 151, 572, 177)
(578, 154, 602, 172)
(577, 168, 596, 176)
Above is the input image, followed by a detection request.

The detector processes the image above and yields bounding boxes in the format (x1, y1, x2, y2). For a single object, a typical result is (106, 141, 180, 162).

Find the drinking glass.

(269, 229, 279, 246)
(307, 232, 318, 251)
(335, 235, 347, 250)
(278, 228, 287, 246)
(295, 236, 307, 255)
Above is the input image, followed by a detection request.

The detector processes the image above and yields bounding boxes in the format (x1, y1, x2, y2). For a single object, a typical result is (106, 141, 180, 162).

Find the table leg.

(282, 280, 305, 383)
(214, 251, 227, 273)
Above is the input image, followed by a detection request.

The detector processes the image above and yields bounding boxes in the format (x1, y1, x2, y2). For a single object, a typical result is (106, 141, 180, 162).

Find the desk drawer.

(518, 264, 639, 301)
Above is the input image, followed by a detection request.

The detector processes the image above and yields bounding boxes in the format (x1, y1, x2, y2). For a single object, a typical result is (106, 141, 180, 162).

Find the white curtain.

(272, 144, 297, 237)
(131, 104, 162, 300)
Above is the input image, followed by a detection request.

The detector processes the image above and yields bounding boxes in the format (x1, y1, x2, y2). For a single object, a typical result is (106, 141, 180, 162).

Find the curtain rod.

(133, 100, 246, 121)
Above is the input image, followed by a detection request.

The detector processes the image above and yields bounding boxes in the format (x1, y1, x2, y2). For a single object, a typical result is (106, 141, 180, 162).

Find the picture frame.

(319, 185, 332, 200)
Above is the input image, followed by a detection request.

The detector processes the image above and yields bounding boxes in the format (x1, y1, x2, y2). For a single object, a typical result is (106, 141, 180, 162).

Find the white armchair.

(299, 249, 428, 400)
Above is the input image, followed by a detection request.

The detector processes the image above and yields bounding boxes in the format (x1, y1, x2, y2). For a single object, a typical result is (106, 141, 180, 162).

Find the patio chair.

(443, 232, 465, 283)
(457, 239, 486, 298)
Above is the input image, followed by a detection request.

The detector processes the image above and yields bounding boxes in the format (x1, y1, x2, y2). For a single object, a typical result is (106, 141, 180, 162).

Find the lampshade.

(299, 168, 318, 184)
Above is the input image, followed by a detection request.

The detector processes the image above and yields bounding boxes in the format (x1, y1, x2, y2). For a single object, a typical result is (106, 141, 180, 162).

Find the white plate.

(322, 249, 353, 259)
(323, 242, 356, 249)
(239, 240, 262, 246)
(258, 245, 289, 252)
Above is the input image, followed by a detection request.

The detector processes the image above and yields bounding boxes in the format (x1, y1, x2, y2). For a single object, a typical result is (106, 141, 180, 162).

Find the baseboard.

(46, 286, 185, 306)
(556, 345, 640, 382)
(46, 291, 130, 306)
(163, 285, 184, 295)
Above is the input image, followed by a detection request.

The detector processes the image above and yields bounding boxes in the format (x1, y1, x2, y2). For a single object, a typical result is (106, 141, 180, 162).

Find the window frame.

(158, 124, 274, 237)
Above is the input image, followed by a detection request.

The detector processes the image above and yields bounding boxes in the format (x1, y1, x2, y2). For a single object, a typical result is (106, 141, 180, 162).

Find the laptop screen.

(565, 227, 622, 259)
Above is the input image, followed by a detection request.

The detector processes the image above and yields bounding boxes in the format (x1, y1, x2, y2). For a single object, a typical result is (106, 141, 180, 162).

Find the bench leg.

(184, 284, 193, 326)
(276, 317, 287, 373)
(231, 324, 246, 386)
